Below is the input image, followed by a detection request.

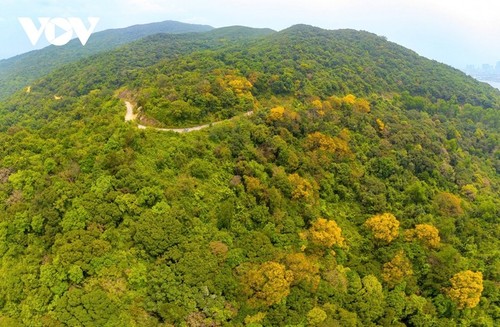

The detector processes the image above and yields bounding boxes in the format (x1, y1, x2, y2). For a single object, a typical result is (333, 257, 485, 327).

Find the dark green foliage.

(134, 210, 184, 256)
(53, 288, 119, 326)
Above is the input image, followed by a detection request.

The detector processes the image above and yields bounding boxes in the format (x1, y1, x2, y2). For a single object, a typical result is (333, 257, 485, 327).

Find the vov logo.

(18, 17, 100, 46)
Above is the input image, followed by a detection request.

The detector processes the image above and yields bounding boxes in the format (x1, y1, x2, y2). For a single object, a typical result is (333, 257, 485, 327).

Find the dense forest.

(0, 24, 499, 326)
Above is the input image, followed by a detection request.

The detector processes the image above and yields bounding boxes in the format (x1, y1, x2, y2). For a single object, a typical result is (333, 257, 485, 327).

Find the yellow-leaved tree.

(305, 132, 351, 157)
(268, 106, 286, 121)
(311, 99, 324, 112)
(305, 132, 338, 152)
(381, 250, 413, 288)
(288, 173, 315, 203)
(447, 270, 483, 309)
(405, 224, 441, 249)
(228, 76, 253, 95)
(342, 94, 357, 105)
(307, 218, 345, 248)
(365, 213, 400, 243)
(244, 175, 265, 198)
(241, 261, 294, 307)
(376, 118, 385, 131)
(353, 98, 371, 113)
(285, 253, 320, 290)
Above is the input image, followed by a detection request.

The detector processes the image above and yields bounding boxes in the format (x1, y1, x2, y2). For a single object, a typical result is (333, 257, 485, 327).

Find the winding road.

(124, 101, 252, 133)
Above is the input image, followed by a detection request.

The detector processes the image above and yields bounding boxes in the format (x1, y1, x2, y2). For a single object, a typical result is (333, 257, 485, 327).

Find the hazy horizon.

(0, 0, 499, 70)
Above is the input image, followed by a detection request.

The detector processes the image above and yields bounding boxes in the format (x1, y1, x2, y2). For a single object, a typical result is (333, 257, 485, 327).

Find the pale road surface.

(124, 101, 253, 133)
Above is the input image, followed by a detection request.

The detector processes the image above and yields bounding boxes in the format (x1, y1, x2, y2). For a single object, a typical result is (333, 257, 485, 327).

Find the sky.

(0, 0, 499, 69)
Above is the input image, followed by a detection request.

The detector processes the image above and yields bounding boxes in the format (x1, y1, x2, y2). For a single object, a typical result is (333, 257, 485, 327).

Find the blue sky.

(0, 0, 499, 69)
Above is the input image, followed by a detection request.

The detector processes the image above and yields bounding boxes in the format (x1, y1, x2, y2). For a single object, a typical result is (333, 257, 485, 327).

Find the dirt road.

(125, 101, 252, 133)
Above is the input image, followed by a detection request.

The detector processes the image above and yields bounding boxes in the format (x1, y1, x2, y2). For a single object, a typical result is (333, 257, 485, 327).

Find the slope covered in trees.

(0, 24, 498, 326)
(0, 20, 213, 100)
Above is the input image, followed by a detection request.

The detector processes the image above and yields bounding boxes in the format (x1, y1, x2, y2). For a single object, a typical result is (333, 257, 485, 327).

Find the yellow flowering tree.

(405, 224, 440, 249)
(447, 270, 483, 309)
(381, 250, 413, 287)
(242, 261, 294, 307)
(308, 218, 345, 248)
(365, 213, 400, 243)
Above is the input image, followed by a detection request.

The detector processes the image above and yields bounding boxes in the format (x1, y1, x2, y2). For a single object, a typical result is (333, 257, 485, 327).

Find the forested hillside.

(0, 20, 213, 100)
(0, 25, 498, 326)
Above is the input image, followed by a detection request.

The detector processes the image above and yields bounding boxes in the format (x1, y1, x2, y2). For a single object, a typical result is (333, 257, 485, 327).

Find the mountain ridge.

(26, 25, 498, 103)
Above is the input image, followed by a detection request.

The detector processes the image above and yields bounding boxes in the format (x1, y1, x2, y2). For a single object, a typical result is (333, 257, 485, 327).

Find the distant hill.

(0, 20, 213, 100)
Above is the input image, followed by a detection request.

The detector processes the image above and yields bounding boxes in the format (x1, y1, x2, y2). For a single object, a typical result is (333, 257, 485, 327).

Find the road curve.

(124, 101, 252, 133)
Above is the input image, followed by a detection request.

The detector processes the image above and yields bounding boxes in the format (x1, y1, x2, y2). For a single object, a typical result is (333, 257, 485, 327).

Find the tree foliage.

(241, 261, 294, 307)
(285, 252, 320, 290)
(381, 250, 413, 288)
(364, 213, 400, 243)
(405, 224, 441, 248)
(306, 218, 345, 248)
(447, 270, 484, 309)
